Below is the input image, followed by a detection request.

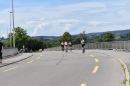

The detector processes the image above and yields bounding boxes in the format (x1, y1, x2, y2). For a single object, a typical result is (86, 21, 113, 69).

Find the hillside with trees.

(4, 27, 130, 51)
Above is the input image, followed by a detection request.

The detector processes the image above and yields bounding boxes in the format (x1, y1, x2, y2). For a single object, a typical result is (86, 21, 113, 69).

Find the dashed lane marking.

(95, 59, 99, 62)
(3, 66, 18, 72)
(37, 57, 41, 59)
(90, 55, 94, 57)
(80, 84, 86, 86)
(92, 66, 99, 74)
(27, 60, 34, 64)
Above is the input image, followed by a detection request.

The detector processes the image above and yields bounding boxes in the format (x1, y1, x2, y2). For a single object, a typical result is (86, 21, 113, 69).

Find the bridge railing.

(47, 41, 130, 51)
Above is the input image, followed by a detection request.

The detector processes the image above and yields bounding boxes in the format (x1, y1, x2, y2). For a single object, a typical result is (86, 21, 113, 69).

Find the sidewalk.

(0, 53, 33, 68)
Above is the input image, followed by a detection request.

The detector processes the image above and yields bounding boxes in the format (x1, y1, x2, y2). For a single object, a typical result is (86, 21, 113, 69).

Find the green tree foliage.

(90, 38, 103, 43)
(74, 31, 87, 44)
(45, 40, 56, 48)
(5, 32, 15, 48)
(74, 37, 81, 44)
(103, 32, 114, 42)
(14, 26, 28, 49)
(128, 36, 130, 40)
(5, 26, 56, 51)
(27, 38, 45, 51)
(57, 32, 72, 45)
(4, 37, 10, 48)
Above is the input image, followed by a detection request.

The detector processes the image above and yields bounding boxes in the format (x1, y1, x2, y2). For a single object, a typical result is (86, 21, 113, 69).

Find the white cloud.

(64, 24, 71, 31)
(40, 18, 44, 21)
(0, 19, 6, 24)
(31, 23, 49, 36)
(26, 21, 35, 25)
(87, 21, 108, 27)
(2, 34, 6, 38)
(53, 19, 79, 24)
(0, 0, 130, 37)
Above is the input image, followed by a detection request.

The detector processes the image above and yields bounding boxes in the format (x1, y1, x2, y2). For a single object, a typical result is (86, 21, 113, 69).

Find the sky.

(0, 0, 130, 38)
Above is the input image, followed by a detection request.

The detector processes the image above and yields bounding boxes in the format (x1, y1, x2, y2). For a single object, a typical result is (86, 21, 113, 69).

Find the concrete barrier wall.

(2, 48, 18, 57)
(47, 41, 130, 51)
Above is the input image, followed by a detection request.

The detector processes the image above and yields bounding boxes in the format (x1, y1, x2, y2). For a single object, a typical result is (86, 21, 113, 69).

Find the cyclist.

(81, 38, 85, 53)
(68, 41, 72, 51)
(61, 42, 64, 51)
(64, 41, 68, 52)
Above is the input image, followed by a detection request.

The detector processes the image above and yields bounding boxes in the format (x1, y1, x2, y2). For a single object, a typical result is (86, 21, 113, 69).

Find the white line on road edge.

(3, 66, 18, 72)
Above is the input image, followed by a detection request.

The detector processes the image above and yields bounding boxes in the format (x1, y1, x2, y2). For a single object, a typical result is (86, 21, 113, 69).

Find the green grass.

(128, 69, 130, 73)
(121, 64, 126, 72)
(123, 79, 128, 84)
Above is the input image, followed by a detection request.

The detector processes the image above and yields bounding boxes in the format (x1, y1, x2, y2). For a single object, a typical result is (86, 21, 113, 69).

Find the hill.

(87, 29, 130, 36)
(31, 29, 130, 41)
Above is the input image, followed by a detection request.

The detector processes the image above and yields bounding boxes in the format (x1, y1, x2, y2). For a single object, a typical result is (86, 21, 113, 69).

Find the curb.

(0, 54, 33, 68)
(3, 53, 23, 59)
(118, 58, 130, 86)
(73, 50, 129, 86)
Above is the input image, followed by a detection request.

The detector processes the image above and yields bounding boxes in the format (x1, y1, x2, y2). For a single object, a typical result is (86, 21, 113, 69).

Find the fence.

(47, 41, 130, 51)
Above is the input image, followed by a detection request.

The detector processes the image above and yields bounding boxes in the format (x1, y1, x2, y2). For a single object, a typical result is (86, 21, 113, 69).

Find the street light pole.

(12, 0, 15, 48)
(10, 12, 12, 47)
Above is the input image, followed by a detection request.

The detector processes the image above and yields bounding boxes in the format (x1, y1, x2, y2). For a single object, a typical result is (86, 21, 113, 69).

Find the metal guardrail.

(47, 41, 130, 51)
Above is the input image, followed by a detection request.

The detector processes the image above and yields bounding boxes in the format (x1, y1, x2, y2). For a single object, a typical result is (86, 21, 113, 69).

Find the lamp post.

(12, 0, 15, 48)
(10, 12, 12, 47)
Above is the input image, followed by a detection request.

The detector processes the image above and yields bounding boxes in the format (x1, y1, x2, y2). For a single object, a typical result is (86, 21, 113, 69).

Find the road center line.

(80, 84, 86, 86)
(27, 60, 34, 64)
(92, 66, 99, 74)
(95, 59, 99, 62)
(90, 55, 94, 57)
(3, 66, 18, 72)
(37, 57, 41, 59)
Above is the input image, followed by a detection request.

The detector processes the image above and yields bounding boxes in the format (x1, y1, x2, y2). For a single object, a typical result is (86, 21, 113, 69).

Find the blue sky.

(0, 0, 130, 38)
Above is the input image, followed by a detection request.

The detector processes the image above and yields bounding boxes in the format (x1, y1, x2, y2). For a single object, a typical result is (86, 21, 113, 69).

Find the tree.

(74, 31, 87, 44)
(27, 38, 46, 51)
(14, 26, 28, 49)
(103, 32, 114, 42)
(5, 32, 15, 48)
(74, 37, 81, 44)
(90, 38, 103, 43)
(57, 32, 73, 45)
(128, 36, 130, 40)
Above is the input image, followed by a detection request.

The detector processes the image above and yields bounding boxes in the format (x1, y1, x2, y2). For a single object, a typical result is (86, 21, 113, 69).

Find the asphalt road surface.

(0, 51, 124, 86)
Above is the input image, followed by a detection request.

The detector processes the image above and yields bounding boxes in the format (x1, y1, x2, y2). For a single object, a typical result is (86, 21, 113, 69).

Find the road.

(0, 51, 124, 86)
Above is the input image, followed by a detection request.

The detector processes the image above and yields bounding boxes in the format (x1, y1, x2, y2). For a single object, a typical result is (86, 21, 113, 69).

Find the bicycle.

(82, 46, 85, 53)
(64, 46, 68, 53)
(61, 46, 64, 52)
